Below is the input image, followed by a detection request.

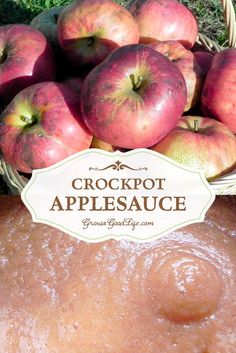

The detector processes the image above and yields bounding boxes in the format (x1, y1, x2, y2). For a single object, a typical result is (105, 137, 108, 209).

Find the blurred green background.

(0, 0, 235, 46)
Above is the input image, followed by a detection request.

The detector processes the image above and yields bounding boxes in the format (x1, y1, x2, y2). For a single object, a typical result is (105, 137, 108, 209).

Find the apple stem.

(87, 37, 94, 47)
(130, 74, 143, 91)
(130, 74, 135, 88)
(0, 48, 7, 64)
(20, 115, 38, 127)
(194, 119, 199, 133)
(135, 76, 143, 90)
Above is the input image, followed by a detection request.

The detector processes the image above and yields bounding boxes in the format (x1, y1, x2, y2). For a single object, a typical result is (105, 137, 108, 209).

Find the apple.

(0, 82, 93, 173)
(194, 51, 214, 76)
(0, 24, 56, 104)
(129, 0, 198, 48)
(81, 44, 187, 149)
(201, 48, 236, 133)
(30, 7, 73, 82)
(90, 136, 117, 152)
(57, 0, 139, 67)
(151, 116, 236, 180)
(30, 6, 83, 82)
(30, 6, 64, 47)
(149, 40, 203, 111)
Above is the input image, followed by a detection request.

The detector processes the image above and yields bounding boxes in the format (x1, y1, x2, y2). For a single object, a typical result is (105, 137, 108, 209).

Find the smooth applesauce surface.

(0, 196, 236, 353)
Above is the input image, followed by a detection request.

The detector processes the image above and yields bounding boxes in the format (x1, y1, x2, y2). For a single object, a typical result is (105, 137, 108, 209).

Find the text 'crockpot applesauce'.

(50, 176, 186, 212)
(0, 196, 236, 353)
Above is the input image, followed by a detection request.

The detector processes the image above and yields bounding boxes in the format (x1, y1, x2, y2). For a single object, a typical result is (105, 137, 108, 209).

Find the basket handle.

(221, 0, 236, 47)
(196, 33, 222, 52)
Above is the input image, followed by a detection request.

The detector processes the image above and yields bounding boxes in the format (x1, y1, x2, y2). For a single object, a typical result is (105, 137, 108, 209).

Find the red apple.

(0, 82, 93, 173)
(81, 44, 187, 149)
(202, 48, 236, 133)
(30, 6, 64, 47)
(149, 40, 203, 111)
(30, 6, 81, 83)
(151, 116, 236, 180)
(0, 24, 56, 104)
(194, 51, 214, 76)
(129, 0, 198, 48)
(57, 0, 139, 67)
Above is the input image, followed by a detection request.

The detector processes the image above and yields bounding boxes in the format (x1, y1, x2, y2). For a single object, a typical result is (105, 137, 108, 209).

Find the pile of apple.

(0, 0, 235, 181)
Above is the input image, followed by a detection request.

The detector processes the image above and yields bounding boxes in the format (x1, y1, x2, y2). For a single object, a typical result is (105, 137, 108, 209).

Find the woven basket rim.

(0, 0, 236, 195)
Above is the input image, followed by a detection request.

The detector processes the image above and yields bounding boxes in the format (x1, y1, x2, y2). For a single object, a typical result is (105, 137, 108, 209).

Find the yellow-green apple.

(0, 82, 92, 173)
(90, 136, 117, 152)
(149, 40, 203, 111)
(194, 51, 213, 76)
(202, 48, 236, 133)
(129, 0, 198, 48)
(57, 0, 139, 67)
(30, 6, 64, 47)
(81, 44, 187, 149)
(151, 116, 236, 180)
(0, 24, 56, 104)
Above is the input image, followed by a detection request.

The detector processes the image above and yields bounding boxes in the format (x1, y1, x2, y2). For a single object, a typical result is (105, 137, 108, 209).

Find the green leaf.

(45, 0, 51, 8)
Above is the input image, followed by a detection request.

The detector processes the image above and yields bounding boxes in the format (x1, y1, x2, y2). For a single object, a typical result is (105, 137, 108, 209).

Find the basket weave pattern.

(0, 0, 236, 195)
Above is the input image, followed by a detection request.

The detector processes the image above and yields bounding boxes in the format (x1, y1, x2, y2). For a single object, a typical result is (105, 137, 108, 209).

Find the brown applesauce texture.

(0, 196, 236, 353)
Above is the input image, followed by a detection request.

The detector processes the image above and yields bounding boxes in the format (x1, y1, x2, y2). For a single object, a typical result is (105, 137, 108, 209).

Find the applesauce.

(0, 196, 235, 353)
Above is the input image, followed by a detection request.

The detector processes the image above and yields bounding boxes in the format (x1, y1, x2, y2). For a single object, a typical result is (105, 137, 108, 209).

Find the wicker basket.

(0, 0, 236, 195)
